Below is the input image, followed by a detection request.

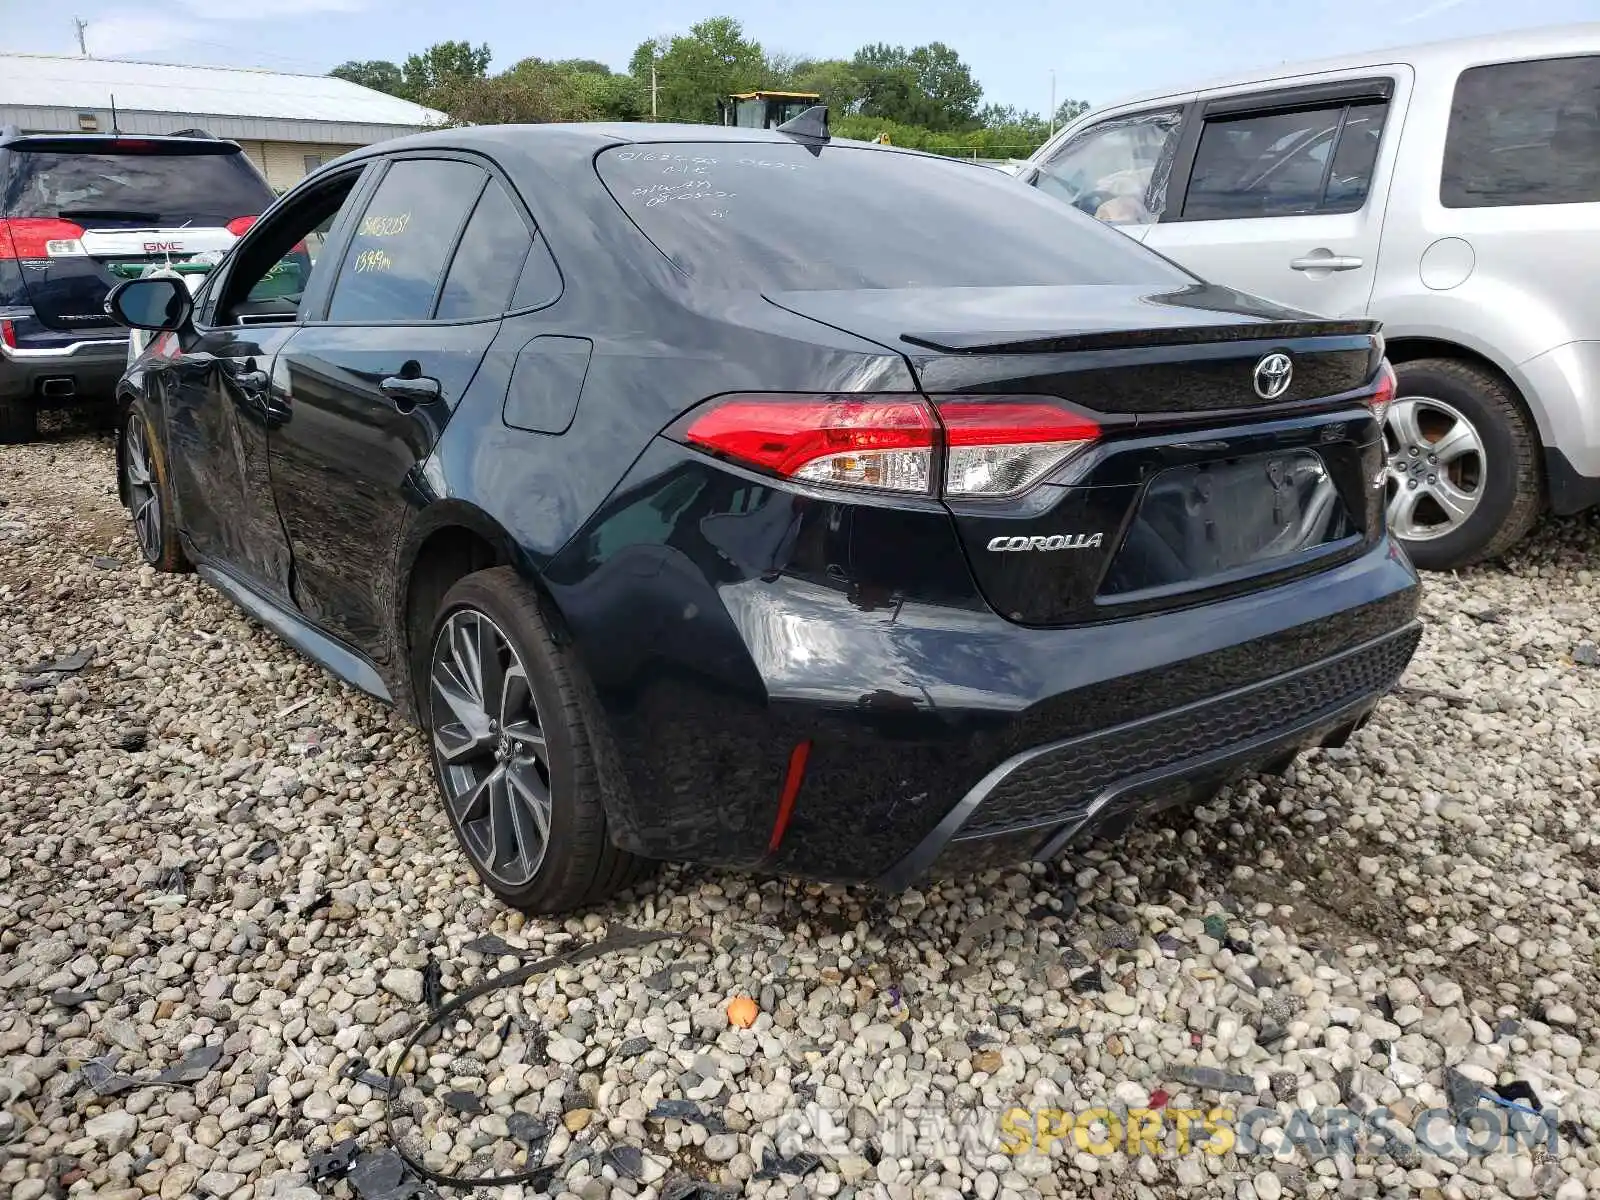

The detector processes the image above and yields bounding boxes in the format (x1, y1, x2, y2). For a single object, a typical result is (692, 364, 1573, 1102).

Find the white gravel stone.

(381, 967, 425, 1003)
(83, 1109, 138, 1152)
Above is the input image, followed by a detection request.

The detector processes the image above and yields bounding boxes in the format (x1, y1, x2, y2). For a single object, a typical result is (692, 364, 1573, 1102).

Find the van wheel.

(0, 396, 38, 444)
(422, 568, 650, 913)
(1382, 358, 1542, 571)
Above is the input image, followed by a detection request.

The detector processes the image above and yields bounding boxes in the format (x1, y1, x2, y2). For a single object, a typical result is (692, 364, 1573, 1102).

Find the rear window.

(1442, 55, 1600, 208)
(596, 141, 1189, 291)
(1, 147, 273, 225)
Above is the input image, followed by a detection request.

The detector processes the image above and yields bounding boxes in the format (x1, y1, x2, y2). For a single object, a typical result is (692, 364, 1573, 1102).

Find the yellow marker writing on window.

(358, 212, 411, 237)
(354, 248, 392, 273)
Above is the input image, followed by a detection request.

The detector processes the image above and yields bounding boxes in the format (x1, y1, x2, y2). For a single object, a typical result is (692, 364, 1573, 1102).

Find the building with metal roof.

(0, 54, 445, 190)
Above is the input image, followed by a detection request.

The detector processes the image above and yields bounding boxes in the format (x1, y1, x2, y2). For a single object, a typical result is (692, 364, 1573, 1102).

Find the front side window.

(214, 171, 363, 325)
(1442, 55, 1600, 208)
(1179, 99, 1390, 220)
(326, 159, 484, 323)
(1033, 110, 1185, 225)
(596, 142, 1190, 292)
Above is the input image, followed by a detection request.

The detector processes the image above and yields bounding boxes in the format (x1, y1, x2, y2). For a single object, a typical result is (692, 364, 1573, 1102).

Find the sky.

(0, 0, 1593, 113)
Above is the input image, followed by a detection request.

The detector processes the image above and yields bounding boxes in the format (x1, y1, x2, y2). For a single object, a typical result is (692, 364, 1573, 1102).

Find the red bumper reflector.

(766, 740, 813, 855)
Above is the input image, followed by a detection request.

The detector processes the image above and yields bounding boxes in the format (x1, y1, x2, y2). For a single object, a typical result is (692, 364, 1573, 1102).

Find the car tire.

(422, 567, 650, 913)
(120, 397, 190, 573)
(1384, 357, 1542, 571)
(0, 396, 38, 444)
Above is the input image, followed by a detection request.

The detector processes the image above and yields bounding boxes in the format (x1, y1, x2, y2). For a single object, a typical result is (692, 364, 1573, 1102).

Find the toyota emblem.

(1253, 352, 1293, 400)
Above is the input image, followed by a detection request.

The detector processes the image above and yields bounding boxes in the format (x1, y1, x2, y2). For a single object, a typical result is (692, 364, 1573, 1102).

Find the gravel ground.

(2, 427, 1598, 1200)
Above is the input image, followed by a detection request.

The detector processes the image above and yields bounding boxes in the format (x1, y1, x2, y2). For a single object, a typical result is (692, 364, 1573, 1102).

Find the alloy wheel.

(123, 417, 162, 563)
(1382, 395, 1486, 542)
(428, 609, 554, 887)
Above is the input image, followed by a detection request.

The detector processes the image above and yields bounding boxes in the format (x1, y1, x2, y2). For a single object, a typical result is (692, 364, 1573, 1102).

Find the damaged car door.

(160, 164, 372, 600)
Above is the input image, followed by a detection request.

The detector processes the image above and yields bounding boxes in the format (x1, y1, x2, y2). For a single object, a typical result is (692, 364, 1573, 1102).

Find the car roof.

(321, 121, 970, 180)
(350, 121, 905, 152)
(1099, 20, 1600, 109)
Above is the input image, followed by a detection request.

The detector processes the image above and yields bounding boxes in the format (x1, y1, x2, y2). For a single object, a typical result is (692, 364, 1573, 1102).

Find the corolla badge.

(987, 533, 1103, 552)
(1253, 352, 1293, 400)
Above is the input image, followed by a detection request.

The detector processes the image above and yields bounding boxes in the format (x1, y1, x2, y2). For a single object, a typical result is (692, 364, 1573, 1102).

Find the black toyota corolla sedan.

(104, 119, 1420, 913)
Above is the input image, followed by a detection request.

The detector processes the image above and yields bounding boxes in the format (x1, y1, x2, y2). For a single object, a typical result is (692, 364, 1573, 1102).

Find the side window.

(1033, 110, 1184, 225)
(510, 234, 562, 310)
(214, 170, 364, 325)
(1179, 99, 1390, 220)
(1442, 55, 1600, 208)
(326, 159, 484, 323)
(435, 180, 533, 321)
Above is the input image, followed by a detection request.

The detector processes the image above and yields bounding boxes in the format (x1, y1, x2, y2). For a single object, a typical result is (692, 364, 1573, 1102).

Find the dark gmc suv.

(0, 128, 275, 441)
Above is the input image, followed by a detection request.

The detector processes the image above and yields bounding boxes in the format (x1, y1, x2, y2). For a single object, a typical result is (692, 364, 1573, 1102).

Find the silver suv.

(1018, 23, 1600, 570)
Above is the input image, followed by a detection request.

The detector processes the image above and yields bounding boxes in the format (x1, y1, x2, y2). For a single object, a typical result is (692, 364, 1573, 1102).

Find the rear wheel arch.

(397, 509, 513, 714)
(1382, 337, 1547, 454)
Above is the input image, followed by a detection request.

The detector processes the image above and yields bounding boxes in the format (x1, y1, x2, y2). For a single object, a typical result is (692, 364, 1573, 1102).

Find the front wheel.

(1382, 358, 1542, 571)
(422, 568, 648, 913)
(121, 397, 190, 573)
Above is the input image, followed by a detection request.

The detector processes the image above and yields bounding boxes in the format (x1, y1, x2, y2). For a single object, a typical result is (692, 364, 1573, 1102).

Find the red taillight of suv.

(679, 394, 1101, 498)
(0, 218, 87, 259)
(226, 216, 258, 237)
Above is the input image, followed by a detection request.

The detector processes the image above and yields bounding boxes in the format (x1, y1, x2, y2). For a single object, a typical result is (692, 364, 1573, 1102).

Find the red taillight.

(0, 319, 14, 349)
(679, 393, 1101, 498)
(684, 394, 937, 493)
(1369, 359, 1396, 425)
(226, 216, 258, 237)
(0, 217, 86, 259)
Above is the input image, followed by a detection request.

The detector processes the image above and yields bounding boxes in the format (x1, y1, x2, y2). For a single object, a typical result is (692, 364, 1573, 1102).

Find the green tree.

(403, 40, 492, 98)
(330, 59, 409, 99)
(851, 42, 980, 132)
(427, 58, 646, 125)
(627, 17, 766, 123)
(780, 58, 863, 112)
(1054, 98, 1090, 127)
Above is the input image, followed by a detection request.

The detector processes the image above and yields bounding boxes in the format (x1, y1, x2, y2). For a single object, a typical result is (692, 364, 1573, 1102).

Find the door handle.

(380, 374, 441, 413)
(1290, 254, 1364, 272)
(237, 368, 270, 390)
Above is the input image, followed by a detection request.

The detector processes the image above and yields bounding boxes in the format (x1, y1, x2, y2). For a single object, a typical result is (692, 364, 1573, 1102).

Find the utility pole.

(650, 62, 659, 121)
(74, 17, 90, 57)
(1048, 70, 1056, 138)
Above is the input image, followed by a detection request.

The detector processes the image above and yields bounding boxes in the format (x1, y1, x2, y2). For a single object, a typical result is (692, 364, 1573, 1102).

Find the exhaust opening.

(38, 376, 76, 398)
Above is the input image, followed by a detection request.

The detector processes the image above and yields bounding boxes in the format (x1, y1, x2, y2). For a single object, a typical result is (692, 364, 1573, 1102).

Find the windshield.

(2, 148, 273, 225)
(596, 141, 1190, 291)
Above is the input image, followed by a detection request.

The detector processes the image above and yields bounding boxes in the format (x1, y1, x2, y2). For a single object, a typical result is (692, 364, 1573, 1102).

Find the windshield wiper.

(57, 208, 163, 221)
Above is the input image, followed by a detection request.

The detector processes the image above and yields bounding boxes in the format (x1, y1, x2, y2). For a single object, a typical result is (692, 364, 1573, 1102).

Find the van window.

(1441, 55, 1600, 208)
(1180, 100, 1390, 220)
(1033, 110, 1185, 225)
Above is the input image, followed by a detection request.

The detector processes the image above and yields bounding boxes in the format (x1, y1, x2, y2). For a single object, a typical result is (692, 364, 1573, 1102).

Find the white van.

(1019, 24, 1600, 569)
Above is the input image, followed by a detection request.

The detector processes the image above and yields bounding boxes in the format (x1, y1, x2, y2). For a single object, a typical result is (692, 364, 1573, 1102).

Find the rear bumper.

(554, 506, 1422, 882)
(0, 334, 127, 401)
(878, 622, 1418, 888)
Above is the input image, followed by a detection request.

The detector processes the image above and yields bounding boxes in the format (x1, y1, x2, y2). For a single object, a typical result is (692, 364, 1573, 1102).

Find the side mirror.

(103, 277, 193, 332)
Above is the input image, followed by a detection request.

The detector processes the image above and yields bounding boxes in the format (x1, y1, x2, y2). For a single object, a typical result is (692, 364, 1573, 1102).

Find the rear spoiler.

(901, 319, 1381, 355)
(3, 133, 241, 155)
